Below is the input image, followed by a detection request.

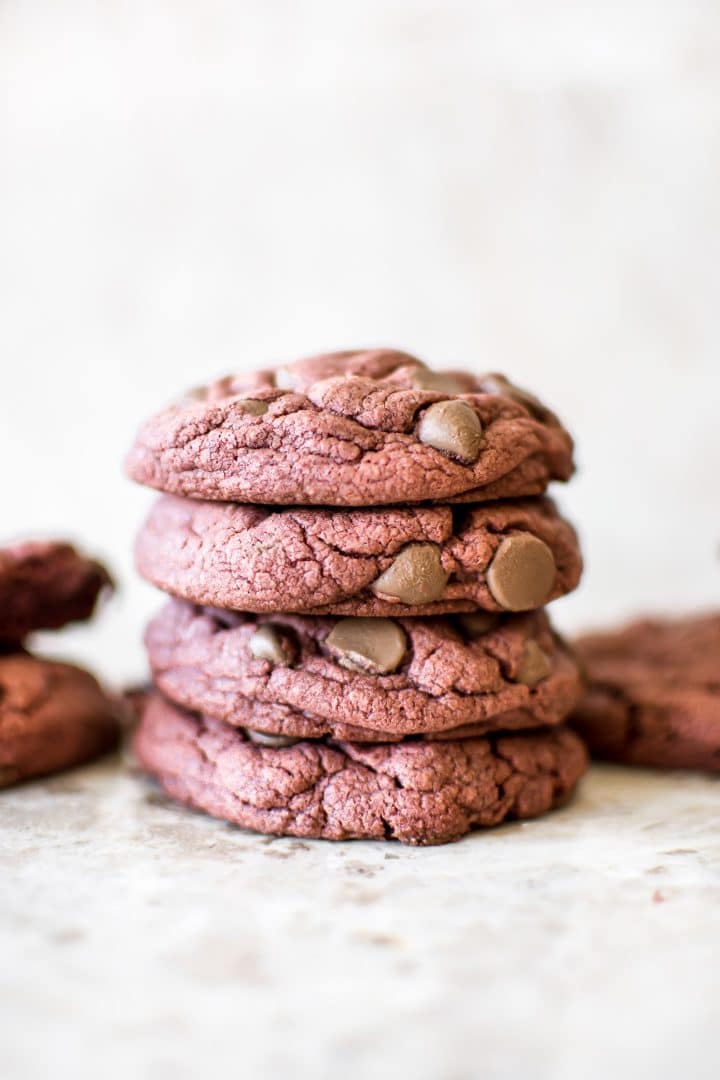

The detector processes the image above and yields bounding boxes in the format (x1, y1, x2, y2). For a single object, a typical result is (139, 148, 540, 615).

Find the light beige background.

(2, 8, 720, 1080)
(2, 2, 719, 682)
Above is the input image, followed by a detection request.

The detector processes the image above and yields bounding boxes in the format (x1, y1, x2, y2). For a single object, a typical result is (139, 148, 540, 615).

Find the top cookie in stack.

(126, 348, 573, 506)
(128, 349, 587, 845)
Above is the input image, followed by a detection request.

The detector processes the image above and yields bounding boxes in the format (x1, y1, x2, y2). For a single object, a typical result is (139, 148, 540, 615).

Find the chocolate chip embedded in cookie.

(0, 653, 119, 786)
(125, 349, 574, 505)
(133, 694, 588, 845)
(370, 544, 449, 606)
(144, 600, 583, 741)
(135, 496, 581, 616)
(572, 612, 720, 772)
(486, 534, 557, 612)
(417, 400, 483, 463)
(0, 540, 111, 642)
(247, 624, 296, 666)
(515, 640, 554, 688)
(325, 617, 407, 675)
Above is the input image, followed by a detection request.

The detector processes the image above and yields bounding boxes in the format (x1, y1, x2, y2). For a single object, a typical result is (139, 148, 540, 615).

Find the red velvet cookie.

(0, 653, 120, 787)
(0, 540, 111, 642)
(145, 600, 583, 742)
(136, 495, 581, 617)
(572, 612, 720, 771)
(134, 693, 588, 845)
(125, 349, 574, 506)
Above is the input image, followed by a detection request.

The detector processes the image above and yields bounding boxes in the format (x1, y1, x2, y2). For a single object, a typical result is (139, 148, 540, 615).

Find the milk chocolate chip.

(458, 612, 501, 638)
(417, 400, 482, 463)
(371, 543, 449, 605)
(478, 374, 547, 420)
(487, 534, 556, 611)
(246, 729, 300, 748)
(514, 640, 553, 687)
(326, 617, 407, 675)
(248, 625, 293, 666)
(410, 368, 469, 394)
(236, 399, 269, 416)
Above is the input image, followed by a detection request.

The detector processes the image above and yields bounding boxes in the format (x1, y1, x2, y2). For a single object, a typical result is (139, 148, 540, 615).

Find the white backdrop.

(2, 1, 719, 684)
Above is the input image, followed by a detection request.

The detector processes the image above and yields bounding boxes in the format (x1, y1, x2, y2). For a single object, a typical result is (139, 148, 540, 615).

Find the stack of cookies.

(0, 540, 118, 787)
(127, 349, 588, 845)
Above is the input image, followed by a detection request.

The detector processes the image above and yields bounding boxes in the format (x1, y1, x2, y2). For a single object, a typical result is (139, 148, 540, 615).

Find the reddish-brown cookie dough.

(125, 349, 574, 506)
(134, 694, 588, 845)
(145, 601, 583, 741)
(0, 540, 111, 642)
(572, 612, 720, 772)
(136, 495, 581, 617)
(0, 653, 120, 787)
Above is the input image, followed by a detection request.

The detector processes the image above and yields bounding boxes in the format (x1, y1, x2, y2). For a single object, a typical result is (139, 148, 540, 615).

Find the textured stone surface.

(145, 602, 583, 741)
(126, 350, 574, 506)
(573, 612, 720, 771)
(1, 755, 719, 1080)
(0, 540, 111, 642)
(136, 494, 581, 616)
(133, 695, 588, 845)
(0, 653, 119, 786)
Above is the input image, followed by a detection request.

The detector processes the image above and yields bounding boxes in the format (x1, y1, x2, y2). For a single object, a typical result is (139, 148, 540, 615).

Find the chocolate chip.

(236, 399, 269, 416)
(248, 625, 293, 666)
(478, 373, 547, 420)
(458, 612, 501, 638)
(487, 534, 556, 611)
(326, 617, 407, 675)
(410, 368, 469, 394)
(417, 400, 482, 463)
(371, 544, 449, 605)
(246, 730, 300, 748)
(514, 640, 553, 687)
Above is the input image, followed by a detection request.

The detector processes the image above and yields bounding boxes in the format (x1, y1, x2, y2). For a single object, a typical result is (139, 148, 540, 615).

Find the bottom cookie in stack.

(135, 695, 587, 846)
(133, 604, 588, 844)
(572, 611, 720, 772)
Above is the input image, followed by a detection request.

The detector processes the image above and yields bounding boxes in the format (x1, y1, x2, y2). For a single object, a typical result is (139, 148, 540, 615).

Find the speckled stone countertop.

(2, 757, 719, 1080)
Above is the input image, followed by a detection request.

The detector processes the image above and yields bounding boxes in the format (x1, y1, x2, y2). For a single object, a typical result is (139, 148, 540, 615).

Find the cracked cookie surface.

(572, 612, 720, 771)
(136, 495, 581, 616)
(0, 540, 111, 642)
(125, 349, 574, 506)
(145, 601, 583, 741)
(0, 653, 120, 786)
(134, 694, 588, 845)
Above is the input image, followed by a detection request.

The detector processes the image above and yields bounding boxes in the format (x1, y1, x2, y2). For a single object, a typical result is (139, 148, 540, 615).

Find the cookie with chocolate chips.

(144, 600, 583, 742)
(0, 653, 120, 787)
(125, 349, 574, 506)
(135, 495, 581, 616)
(572, 612, 720, 772)
(0, 540, 111, 642)
(134, 693, 588, 845)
